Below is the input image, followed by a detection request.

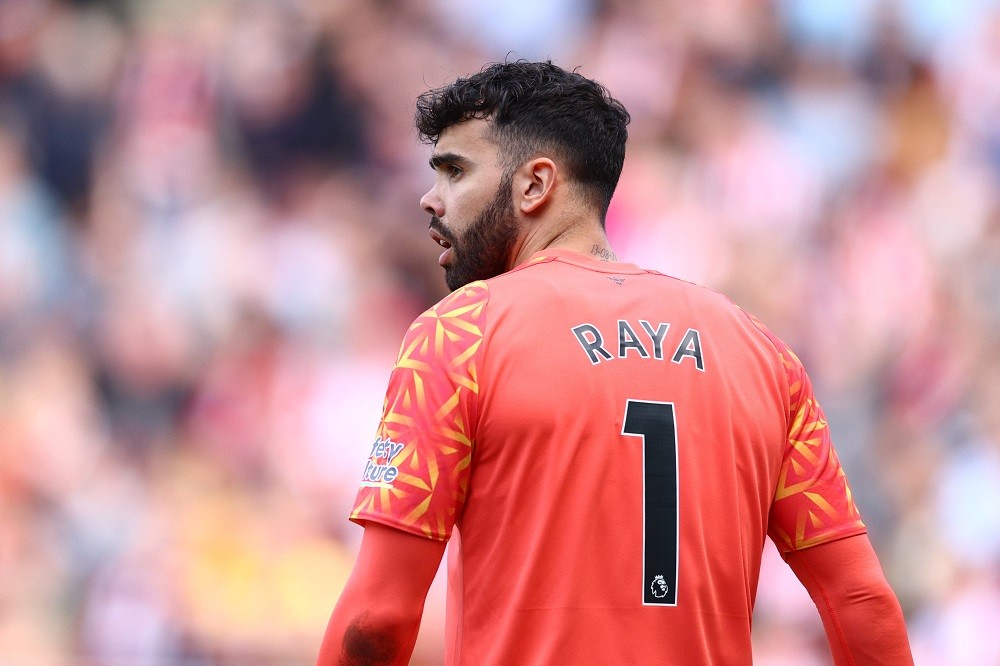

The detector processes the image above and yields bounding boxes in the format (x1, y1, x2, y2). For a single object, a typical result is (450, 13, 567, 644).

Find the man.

(318, 61, 912, 665)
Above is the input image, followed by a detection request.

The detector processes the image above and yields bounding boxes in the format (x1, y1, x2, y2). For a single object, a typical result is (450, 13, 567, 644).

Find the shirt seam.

(736, 307, 792, 433)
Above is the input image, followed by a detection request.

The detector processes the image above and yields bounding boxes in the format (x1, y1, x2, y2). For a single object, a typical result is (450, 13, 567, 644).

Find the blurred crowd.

(1, 0, 998, 664)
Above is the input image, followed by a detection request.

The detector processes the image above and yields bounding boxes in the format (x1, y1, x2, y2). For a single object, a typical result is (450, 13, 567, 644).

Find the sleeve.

(349, 282, 489, 541)
(751, 317, 867, 553)
(317, 523, 447, 666)
(785, 534, 913, 664)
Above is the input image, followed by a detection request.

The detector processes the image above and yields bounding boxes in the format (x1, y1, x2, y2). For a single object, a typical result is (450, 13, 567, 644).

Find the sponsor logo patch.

(360, 436, 405, 487)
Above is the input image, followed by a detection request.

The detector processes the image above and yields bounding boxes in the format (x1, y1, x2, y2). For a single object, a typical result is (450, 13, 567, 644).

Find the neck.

(508, 213, 617, 268)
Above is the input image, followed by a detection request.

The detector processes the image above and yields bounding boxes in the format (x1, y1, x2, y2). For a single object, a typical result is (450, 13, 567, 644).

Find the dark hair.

(415, 60, 630, 221)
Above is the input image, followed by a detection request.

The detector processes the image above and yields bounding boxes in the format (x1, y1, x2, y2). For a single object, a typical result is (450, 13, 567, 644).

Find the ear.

(514, 157, 557, 215)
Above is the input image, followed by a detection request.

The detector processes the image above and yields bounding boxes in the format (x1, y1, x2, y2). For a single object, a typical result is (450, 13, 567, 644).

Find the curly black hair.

(415, 60, 630, 221)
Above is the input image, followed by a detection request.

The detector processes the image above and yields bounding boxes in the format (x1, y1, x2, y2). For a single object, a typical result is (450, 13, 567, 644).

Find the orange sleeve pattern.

(750, 316, 867, 553)
(349, 282, 489, 541)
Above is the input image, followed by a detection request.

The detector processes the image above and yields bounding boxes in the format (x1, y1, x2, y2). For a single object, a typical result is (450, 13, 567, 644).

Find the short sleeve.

(756, 323, 867, 553)
(349, 282, 489, 541)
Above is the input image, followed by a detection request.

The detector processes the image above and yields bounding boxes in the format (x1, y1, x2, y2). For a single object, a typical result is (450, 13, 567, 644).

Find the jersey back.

(351, 249, 864, 665)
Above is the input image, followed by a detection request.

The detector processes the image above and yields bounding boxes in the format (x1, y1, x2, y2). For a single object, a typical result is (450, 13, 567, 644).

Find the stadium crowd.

(1, 0, 998, 663)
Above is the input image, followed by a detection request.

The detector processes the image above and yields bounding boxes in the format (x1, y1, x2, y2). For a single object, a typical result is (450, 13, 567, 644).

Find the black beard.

(431, 176, 519, 291)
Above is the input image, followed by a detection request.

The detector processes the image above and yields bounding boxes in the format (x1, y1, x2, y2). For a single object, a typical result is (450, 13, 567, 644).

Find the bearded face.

(429, 172, 519, 291)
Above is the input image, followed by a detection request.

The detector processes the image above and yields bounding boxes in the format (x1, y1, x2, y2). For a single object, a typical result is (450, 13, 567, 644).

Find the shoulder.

(394, 282, 492, 366)
(417, 282, 491, 326)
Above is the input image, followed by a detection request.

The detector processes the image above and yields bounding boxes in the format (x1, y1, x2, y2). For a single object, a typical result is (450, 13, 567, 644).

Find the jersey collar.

(520, 247, 645, 274)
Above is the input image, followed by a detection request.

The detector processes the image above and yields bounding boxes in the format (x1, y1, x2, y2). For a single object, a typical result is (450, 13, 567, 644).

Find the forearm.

(785, 535, 912, 665)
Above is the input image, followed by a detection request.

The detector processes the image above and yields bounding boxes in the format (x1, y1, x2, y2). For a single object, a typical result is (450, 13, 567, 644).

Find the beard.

(430, 174, 519, 291)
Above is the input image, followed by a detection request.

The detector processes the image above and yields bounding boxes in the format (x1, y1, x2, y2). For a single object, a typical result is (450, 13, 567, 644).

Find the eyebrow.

(429, 152, 469, 170)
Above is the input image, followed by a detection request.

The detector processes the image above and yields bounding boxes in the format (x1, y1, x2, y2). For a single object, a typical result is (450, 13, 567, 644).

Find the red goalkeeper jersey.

(350, 248, 865, 665)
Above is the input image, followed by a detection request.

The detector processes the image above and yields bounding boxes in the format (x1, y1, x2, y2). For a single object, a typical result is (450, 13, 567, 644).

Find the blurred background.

(1, 0, 999, 663)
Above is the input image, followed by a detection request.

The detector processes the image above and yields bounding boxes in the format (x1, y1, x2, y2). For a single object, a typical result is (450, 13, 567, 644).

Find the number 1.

(622, 400, 679, 606)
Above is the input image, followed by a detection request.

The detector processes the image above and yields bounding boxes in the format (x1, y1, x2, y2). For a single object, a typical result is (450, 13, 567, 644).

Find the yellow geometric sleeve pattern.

(754, 321, 867, 553)
(350, 282, 489, 541)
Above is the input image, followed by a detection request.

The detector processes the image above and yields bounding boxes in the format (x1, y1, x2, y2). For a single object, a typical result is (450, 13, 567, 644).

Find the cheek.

(447, 188, 483, 230)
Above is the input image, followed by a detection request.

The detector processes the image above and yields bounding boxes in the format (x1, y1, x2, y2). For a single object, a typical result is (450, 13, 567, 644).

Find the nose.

(420, 185, 443, 218)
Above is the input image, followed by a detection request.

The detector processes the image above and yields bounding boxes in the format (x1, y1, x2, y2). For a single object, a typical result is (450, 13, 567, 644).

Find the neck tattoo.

(592, 244, 617, 262)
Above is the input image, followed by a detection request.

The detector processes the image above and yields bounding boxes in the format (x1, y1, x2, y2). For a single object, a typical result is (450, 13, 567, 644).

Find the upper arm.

(756, 325, 866, 552)
(348, 521, 448, 601)
(784, 533, 894, 604)
(349, 283, 490, 541)
(784, 534, 913, 665)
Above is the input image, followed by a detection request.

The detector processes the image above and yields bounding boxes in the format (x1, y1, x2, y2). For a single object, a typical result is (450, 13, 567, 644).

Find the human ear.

(515, 158, 557, 214)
